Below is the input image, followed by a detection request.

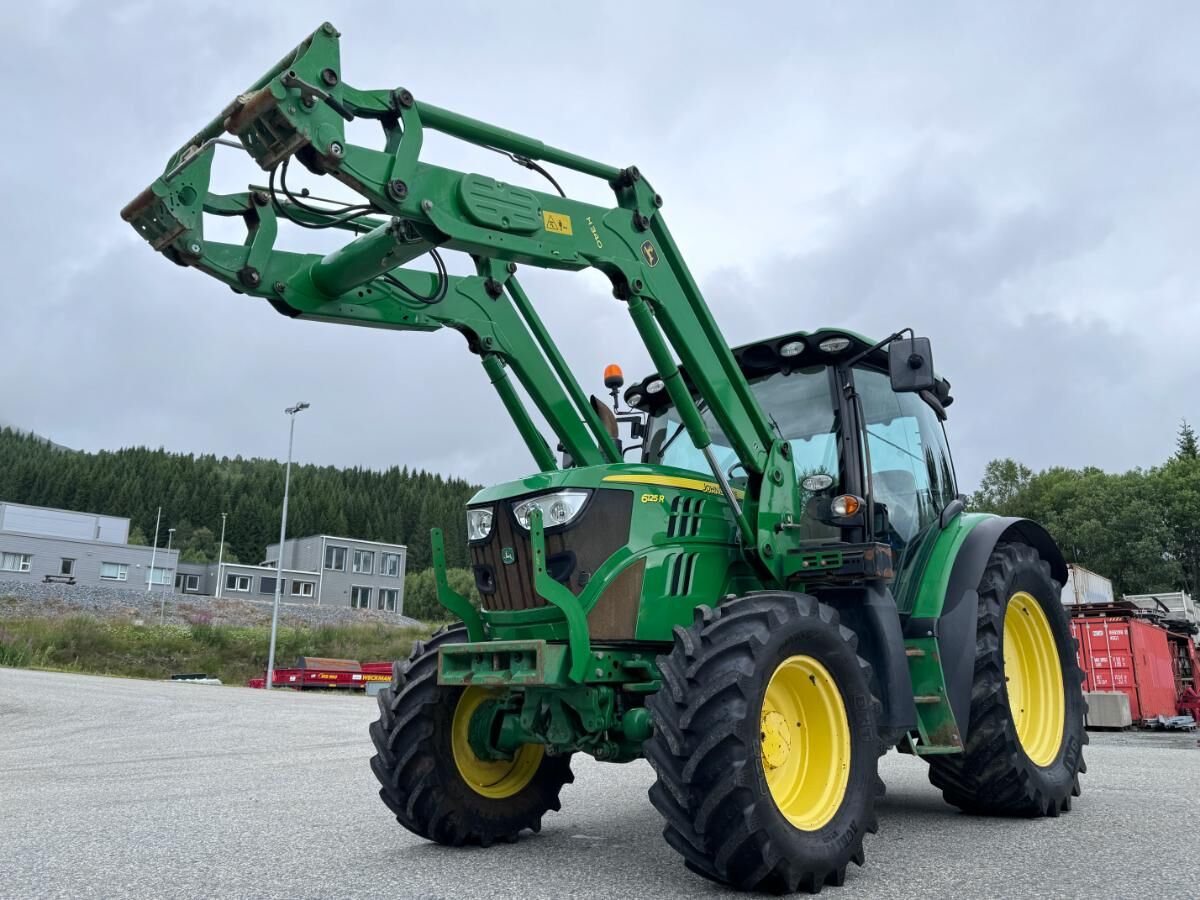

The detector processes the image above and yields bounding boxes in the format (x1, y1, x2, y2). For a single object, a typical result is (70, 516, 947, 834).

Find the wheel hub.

(451, 686, 544, 799)
(1003, 591, 1066, 767)
(760, 710, 792, 770)
(759, 655, 851, 831)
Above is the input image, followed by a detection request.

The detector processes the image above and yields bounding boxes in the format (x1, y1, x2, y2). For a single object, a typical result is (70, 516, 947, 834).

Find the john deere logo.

(502, 547, 516, 564)
(641, 240, 659, 267)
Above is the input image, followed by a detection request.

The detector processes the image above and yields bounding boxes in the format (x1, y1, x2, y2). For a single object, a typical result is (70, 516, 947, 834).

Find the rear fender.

(936, 516, 1067, 740)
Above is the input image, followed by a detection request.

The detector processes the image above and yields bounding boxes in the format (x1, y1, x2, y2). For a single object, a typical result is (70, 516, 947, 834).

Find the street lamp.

(159, 527, 175, 624)
(145, 506, 162, 593)
(215, 512, 228, 599)
(266, 401, 310, 691)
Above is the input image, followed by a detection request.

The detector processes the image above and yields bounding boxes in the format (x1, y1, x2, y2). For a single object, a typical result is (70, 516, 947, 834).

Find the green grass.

(0, 616, 434, 685)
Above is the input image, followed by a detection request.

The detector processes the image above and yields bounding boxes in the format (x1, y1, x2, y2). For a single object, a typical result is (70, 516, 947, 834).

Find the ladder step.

(913, 694, 943, 705)
(905, 648, 926, 658)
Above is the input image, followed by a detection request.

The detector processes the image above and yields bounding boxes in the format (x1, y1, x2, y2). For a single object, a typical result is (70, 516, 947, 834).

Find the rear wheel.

(369, 625, 573, 845)
(927, 542, 1087, 815)
(646, 592, 880, 894)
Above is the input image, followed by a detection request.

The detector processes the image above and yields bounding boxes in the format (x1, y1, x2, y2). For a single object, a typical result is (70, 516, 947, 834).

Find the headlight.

(512, 490, 591, 530)
(467, 507, 494, 541)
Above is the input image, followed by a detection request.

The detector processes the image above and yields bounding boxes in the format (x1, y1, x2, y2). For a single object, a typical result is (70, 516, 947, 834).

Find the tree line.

(0, 428, 479, 571)
(4, 420, 1197, 604)
(970, 422, 1200, 597)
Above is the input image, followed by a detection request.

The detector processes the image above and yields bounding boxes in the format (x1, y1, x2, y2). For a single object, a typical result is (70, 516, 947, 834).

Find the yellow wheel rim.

(1003, 591, 1065, 767)
(760, 655, 851, 830)
(451, 686, 544, 799)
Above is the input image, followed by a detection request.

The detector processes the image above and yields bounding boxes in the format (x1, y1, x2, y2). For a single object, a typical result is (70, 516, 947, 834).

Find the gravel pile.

(0, 580, 424, 629)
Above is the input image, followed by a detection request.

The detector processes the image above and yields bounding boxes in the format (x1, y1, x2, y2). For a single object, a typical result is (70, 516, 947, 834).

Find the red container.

(1070, 616, 1179, 720)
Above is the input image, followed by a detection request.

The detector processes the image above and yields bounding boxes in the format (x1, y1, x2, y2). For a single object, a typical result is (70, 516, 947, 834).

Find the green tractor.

(124, 23, 1086, 893)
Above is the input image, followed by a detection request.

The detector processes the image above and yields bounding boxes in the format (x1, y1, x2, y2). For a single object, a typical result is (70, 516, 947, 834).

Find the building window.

(325, 545, 347, 571)
(1, 552, 32, 573)
(378, 588, 399, 612)
(291, 580, 315, 598)
(185, 574, 200, 591)
(100, 562, 128, 581)
(226, 574, 251, 592)
(351, 586, 372, 609)
(60, 558, 75, 576)
(352, 549, 374, 575)
(259, 576, 278, 595)
(145, 567, 171, 585)
(380, 552, 402, 577)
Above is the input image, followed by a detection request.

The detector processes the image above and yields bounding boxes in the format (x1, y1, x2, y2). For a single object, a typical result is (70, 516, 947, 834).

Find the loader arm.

(121, 21, 802, 578)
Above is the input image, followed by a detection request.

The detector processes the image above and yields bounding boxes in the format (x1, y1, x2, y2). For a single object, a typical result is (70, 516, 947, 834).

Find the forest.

(0, 428, 478, 571)
(969, 422, 1200, 596)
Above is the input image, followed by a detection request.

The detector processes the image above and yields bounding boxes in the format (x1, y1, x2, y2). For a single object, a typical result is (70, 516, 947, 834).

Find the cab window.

(853, 367, 957, 555)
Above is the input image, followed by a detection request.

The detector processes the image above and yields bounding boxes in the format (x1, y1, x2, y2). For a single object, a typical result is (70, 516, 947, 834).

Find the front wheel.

(646, 592, 881, 894)
(927, 541, 1087, 815)
(368, 625, 573, 846)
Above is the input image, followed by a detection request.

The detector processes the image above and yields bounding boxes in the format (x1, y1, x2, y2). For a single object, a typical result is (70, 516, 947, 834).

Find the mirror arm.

(845, 327, 912, 370)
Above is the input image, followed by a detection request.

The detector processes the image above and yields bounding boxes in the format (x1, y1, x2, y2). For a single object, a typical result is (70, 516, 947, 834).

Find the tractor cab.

(626, 329, 959, 598)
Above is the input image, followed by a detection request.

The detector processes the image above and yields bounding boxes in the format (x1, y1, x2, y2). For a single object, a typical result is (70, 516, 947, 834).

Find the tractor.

(123, 23, 1086, 893)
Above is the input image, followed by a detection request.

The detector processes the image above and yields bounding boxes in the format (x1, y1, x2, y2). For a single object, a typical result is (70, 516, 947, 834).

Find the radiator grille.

(469, 490, 632, 613)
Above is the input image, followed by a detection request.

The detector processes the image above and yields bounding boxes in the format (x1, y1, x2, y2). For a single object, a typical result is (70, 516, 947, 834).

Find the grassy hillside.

(0, 617, 433, 686)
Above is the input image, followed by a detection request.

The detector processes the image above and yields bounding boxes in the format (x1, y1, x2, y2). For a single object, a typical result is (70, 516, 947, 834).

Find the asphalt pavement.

(2, 667, 1197, 899)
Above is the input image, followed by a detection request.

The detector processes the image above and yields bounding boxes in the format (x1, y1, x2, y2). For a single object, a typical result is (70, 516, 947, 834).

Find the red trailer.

(247, 657, 394, 691)
(1070, 612, 1180, 720)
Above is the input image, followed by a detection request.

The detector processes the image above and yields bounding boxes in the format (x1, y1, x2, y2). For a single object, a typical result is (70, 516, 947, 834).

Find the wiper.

(659, 398, 709, 457)
(866, 427, 924, 464)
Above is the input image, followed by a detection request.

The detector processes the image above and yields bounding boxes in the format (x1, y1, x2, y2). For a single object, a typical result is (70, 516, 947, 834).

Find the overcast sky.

(3, 3, 1197, 491)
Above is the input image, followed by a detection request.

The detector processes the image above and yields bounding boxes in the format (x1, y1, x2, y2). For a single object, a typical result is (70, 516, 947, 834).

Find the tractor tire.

(927, 541, 1087, 816)
(645, 592, 881, 894)
(369, 624, 573, 846)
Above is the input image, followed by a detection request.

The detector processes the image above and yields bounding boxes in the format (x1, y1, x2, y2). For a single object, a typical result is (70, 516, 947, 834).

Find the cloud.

(2, 2, 1198, 493)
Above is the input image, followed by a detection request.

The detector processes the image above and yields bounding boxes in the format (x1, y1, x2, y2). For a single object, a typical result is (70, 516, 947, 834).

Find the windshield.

(643, 366, 842, 541)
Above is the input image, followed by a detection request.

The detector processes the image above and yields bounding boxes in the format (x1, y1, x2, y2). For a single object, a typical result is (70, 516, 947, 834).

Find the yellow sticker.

(543, 210, 573, 235)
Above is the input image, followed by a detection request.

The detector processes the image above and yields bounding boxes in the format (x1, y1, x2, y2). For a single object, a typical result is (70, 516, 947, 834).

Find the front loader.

(123, 23, 1086, 893)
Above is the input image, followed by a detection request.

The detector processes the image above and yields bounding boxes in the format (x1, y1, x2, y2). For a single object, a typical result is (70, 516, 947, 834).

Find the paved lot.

(2, 667, 1197, 899)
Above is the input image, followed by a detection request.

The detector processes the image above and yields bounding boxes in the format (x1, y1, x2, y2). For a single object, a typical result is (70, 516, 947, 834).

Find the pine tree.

(1176, 419, 1199, 460)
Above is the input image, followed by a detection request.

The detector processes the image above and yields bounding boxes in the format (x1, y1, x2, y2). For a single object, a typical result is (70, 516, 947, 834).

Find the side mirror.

(888, 336, 936, 393)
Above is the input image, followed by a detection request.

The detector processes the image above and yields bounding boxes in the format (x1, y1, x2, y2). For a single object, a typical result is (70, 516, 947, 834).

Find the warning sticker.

(543, 210, 573, 235)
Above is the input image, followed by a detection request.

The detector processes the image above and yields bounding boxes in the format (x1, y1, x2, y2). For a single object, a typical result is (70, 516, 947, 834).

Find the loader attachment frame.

(122, 21, 812, 582)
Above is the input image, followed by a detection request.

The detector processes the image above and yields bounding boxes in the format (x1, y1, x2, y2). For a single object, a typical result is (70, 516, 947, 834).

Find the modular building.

(176, 534, 407, 614)
(0, 500, 177, 590)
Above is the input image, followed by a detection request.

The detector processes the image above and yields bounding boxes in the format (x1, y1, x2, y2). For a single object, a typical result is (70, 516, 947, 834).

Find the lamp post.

(215, 512, 227, 599)
(159, 527, 175, 624)
(146, 506, 162, 593)
(266, 402, 309, 691)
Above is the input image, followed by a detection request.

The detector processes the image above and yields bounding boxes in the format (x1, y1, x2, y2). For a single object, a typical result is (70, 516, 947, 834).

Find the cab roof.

(624, 327, 954, 412)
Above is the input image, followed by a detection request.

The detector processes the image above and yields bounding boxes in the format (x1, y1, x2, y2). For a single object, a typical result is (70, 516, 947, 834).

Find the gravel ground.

(1, 667, 1197, 900)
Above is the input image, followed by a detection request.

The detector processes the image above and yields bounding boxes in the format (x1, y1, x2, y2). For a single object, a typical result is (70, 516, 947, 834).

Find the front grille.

(469, 490, 632, 613)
